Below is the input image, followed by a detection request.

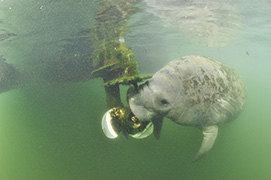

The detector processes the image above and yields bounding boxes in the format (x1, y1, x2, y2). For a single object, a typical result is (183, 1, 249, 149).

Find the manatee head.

(127, 84, 155, 123)
(127, 78, 174, 139)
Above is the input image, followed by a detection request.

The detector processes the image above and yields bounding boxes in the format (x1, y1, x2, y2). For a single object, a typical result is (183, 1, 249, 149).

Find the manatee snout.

(127, 85, 156, 123)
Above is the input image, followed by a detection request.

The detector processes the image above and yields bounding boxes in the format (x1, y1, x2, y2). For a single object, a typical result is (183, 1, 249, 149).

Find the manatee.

(127, 55, 246, 161)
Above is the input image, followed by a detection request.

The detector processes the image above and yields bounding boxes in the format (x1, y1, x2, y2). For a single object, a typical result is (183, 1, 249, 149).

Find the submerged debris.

(90, 0, 148, 109)
(90, 0, 141, 81)
(103, 74, 152, 87)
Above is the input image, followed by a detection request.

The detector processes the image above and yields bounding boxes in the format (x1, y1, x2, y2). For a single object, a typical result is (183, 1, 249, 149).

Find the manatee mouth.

(128, 97, 154, 123)
(127, 84, 155, 122)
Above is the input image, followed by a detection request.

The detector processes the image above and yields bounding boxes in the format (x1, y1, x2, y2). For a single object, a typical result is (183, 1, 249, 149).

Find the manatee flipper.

(193, 125, 218, 162)
(152, 118, 163, 140)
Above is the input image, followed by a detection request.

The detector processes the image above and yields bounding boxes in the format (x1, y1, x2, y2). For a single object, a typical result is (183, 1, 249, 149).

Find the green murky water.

(1, 0, 271, 179)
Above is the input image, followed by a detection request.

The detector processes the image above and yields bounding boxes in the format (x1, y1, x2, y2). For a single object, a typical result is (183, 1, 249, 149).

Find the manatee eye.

(160, 99, 169, 106)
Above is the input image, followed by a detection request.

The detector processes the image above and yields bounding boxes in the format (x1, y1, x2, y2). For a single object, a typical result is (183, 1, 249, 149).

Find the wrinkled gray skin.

(127, 55, 246, 161)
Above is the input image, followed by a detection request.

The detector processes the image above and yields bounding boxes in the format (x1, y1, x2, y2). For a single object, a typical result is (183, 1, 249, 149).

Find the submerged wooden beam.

(104, 83, 122, 110)
(90, 0, 144, 109)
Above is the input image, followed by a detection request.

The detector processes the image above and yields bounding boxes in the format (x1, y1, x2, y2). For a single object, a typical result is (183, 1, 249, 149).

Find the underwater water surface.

(1, 0, 271, 180)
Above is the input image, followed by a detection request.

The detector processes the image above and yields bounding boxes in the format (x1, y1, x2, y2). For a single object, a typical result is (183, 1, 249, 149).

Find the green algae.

(89, 0, 149, 109)
(90, 0, 140, 79)
(103, 74, 152, 87)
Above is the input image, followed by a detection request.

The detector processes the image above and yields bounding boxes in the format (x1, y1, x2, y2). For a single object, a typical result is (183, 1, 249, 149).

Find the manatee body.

(127, 55, 246, 161)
